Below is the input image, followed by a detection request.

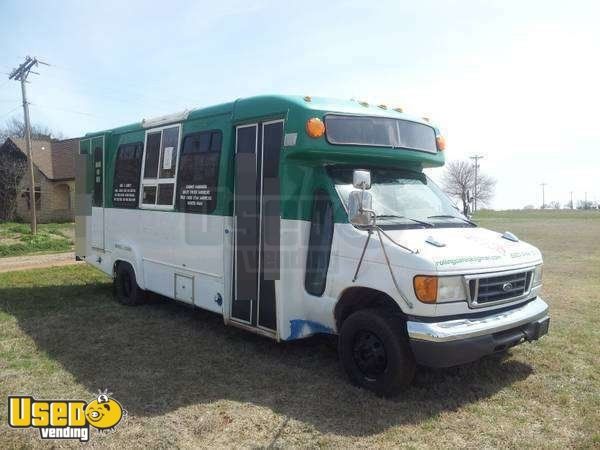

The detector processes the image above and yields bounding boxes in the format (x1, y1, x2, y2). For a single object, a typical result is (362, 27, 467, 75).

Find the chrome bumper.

(407, 297, 549, 343)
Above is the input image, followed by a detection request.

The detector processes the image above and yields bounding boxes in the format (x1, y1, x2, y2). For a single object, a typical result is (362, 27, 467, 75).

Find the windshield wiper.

(427, 215, 477, 226)
(377, 215, 434, 228)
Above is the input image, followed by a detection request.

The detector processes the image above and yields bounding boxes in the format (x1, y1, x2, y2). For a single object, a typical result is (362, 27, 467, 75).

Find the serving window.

(112, 142, 143, 208)
(176, 130, 222, 213)
(140, 125, 181, 209)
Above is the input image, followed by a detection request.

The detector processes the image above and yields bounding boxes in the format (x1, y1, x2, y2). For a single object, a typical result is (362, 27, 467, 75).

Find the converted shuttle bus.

(76, 95, 549, 396)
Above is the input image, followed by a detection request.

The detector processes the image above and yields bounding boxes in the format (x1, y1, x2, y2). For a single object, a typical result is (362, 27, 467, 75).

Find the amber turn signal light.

(436, 135, 446, 151)
(306, 117, 325, 138)
(414, 276, 438, 303)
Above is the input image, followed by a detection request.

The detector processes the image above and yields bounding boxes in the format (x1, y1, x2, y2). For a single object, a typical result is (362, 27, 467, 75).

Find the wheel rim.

(352, 329, 387, 379)
(121, 273, 132, 298)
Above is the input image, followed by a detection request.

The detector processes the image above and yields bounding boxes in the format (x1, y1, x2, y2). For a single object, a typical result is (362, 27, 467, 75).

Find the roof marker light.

(306, 117, 325, 138)
(378, 104, 387, 110)
(359, 101, 369, 107)
(393, 107, 403, 113)
(422, 117, 430, 122)
(303, 96, 312, 102)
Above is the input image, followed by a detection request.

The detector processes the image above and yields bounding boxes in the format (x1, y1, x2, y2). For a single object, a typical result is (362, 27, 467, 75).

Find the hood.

(380, 226, 542, 273)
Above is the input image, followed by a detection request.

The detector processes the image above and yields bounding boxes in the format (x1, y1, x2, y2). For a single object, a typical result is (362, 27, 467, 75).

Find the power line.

(30, 103, 97, 117)
(40, 63, 194, 109)
(0, 104, 22, 121)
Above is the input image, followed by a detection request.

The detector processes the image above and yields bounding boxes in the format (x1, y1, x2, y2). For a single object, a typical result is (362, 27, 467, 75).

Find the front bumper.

(407, 297, 549, 368)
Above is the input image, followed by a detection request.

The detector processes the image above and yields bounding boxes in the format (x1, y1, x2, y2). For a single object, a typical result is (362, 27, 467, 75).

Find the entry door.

(232, 120, 284, 330)
(90, 136, 105, 250)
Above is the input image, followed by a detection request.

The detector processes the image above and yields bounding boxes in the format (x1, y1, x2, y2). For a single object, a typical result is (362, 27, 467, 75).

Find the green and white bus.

(76, 95, 549, 396)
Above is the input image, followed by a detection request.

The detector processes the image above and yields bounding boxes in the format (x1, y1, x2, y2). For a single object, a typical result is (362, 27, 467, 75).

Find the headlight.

(413, 276, 467, 304)
(533, 264, 543, 286)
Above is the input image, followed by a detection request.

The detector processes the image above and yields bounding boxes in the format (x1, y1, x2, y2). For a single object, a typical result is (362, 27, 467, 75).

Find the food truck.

(76, 95, 549, 396)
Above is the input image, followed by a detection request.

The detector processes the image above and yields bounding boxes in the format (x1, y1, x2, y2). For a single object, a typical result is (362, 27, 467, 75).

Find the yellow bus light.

(436, 135, 446, 151)
(414, 276, 438, 303)
(306, 117, 325, 138)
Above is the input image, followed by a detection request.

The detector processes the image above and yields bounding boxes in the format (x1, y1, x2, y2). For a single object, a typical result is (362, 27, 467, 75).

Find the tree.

(0, 119, 62, 221)
(548, 201, 560, 209)
(0, 117, 62, 143)
(0, 141, 27, 221)
(577, 200, 594, 210)
(441, 159, 496, 215)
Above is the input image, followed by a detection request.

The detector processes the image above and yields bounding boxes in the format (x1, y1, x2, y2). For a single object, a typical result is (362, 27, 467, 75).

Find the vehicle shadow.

(0, 281, 533, 437)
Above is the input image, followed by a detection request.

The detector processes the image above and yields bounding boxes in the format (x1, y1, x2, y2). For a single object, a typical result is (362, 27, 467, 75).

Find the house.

(0, 137, 79, 222)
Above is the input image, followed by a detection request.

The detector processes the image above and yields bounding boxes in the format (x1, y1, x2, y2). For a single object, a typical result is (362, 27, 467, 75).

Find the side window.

(112, 142, 143, 208)
(305, 190, 334, 296)
(141, 125, 180, 208)
(177, 130, 222, 213)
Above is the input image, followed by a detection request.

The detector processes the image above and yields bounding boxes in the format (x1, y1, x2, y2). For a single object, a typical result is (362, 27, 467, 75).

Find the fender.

(112, 241, 145, 289)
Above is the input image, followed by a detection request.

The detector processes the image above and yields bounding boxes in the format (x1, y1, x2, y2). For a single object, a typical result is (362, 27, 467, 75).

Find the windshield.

(328, 166, 473, 228)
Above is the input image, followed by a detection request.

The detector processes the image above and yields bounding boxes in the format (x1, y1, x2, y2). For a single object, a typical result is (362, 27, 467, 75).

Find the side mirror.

(348, 169, 374, 226)
(353, 169, 371, 190)
(348, 190, 373, 226)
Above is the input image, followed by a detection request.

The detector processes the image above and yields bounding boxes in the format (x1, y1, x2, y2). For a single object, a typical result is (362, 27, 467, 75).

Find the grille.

(468, 270, 533, 307)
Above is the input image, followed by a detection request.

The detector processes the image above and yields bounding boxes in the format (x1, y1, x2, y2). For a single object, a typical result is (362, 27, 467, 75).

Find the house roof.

(6, 137, 78, 180)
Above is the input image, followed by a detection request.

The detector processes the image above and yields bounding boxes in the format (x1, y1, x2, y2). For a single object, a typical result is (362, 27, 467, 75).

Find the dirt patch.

(0, 252, 81, 273)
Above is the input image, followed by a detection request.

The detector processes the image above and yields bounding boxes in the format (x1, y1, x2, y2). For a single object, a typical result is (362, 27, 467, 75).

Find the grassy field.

(0, 222, 74, 257)
(0, 211, 598, 448)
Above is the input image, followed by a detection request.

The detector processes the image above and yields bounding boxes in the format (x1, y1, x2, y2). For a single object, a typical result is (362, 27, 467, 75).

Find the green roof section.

(85, 94, 440, 137)
(80, 94, 446, 221)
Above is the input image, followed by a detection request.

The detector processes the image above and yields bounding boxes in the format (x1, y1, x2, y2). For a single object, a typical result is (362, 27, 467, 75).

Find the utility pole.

(540, 183, 547, 209)
(585, 192, 588, 209)
(8, 56, 48, 235)
(469, 155, 484, 212)
(570, 191, 573, 209)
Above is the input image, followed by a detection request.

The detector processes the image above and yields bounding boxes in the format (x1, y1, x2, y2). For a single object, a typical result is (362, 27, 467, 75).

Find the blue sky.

(1, 0, 598, 209)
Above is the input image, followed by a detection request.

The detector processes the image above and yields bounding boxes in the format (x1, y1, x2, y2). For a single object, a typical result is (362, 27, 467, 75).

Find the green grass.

(0, 211, 598, 448)
(0, 222, 74, 257)
(474, 208, 600, 220)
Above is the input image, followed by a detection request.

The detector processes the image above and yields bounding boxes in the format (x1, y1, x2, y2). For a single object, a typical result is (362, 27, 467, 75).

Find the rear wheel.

(338, 308, 415, 396)
(114, 263, 145, 306)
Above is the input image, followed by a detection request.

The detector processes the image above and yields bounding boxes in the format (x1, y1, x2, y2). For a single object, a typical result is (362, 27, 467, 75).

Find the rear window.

(324, 114, 437, 153)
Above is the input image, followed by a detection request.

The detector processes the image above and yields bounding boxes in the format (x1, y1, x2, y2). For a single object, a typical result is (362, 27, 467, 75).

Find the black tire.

(338, 308, 415, 396)
(114, 262, 145, 306)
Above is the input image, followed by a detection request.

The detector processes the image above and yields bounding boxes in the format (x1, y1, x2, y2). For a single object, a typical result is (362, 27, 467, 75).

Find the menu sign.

(179, 184, 213, 211)
(113, 182, 138, 207)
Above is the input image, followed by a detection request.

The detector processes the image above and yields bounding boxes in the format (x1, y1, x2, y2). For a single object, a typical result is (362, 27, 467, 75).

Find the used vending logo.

(8, 390, 126, 442)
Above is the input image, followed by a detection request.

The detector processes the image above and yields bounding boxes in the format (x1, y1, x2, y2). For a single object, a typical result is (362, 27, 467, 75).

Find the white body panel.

(329, 224, 542, 318)
(90, 207, 105, 249)
(83, 209, 543, 342)
(85, 208, 232, 314)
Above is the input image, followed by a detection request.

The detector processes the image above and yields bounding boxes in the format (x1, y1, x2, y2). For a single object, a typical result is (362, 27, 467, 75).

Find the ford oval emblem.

(502, 282, 513, 292)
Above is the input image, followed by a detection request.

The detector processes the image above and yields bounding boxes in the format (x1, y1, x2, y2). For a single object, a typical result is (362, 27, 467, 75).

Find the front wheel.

(338, 308, 415, 397)
(114, 263, 146, 306)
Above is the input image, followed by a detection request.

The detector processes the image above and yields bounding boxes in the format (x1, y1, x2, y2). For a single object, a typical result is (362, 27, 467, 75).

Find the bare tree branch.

(0, 117, 62, 142)
(441, 159, 496, 214)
